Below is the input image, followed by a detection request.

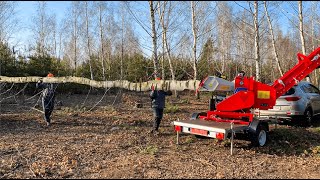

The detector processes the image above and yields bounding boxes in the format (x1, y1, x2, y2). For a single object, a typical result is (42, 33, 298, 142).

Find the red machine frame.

(195, 47, 320, 125)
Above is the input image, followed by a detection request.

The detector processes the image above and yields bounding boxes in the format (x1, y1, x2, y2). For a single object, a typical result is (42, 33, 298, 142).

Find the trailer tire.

(250, 123, 269, 147)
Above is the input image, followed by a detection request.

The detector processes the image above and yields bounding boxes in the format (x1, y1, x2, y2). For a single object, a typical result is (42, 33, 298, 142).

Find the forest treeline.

(1, 1, 320, 92)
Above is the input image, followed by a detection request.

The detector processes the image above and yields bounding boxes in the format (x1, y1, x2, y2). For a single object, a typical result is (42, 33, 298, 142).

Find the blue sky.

(16, 1, 70, 26)
(10, 1, 303, 56)
(13, 1, 71, 48)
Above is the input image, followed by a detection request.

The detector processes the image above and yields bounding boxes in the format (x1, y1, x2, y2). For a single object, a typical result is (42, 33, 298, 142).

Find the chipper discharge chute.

(196, 76, 234, 93)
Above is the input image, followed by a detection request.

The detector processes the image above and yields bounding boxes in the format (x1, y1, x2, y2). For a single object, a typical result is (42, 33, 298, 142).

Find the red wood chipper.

(173, 47, 320, 147)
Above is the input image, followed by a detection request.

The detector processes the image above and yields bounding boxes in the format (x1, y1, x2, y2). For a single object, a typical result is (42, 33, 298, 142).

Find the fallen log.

(0, 76, 200, 92)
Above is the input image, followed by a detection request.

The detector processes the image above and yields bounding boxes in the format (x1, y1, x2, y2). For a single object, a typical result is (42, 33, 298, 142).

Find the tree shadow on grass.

(0, 116, 43, 136)
(169, 121, 320, 157)
(244, 125, 320, 156)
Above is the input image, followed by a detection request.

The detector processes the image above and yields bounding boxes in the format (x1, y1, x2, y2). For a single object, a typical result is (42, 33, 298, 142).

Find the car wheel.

(304, 108, 313, 127)
(250, 123, 269, 147)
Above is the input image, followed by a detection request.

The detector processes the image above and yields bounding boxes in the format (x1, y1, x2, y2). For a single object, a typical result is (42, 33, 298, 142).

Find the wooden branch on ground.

(0, 76, 200, 92)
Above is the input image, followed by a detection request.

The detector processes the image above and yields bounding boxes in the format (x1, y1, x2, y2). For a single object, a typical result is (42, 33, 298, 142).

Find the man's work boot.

(148, 129, 159, 136)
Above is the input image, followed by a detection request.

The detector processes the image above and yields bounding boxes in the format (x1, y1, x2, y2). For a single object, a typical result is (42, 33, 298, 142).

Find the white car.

(255, 81, 320, 126)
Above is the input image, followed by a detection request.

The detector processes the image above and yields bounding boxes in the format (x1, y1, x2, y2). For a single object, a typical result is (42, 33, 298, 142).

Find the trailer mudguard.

(190, 112, 207, 120)
(248, 119, 269, 133)
(247, 119, 260, 133)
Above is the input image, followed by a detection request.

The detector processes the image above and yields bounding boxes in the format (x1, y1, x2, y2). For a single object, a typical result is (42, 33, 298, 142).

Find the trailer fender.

(190, 112, 207, 120)
(248, 119, 269, 133)
(248, 119, 266, 133)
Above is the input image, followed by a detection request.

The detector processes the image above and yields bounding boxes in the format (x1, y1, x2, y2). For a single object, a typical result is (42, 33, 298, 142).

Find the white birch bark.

(264, 1, 283, 76)
(149, 1, 160, 79)
(0, 76, 200, 92)
(191, 1, 197, 81)
(253, 1, 260, 81)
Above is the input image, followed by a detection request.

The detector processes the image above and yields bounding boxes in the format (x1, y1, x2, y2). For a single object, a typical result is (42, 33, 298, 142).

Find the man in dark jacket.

(149, 77, 172, 135)
(36, 73, 56, 126)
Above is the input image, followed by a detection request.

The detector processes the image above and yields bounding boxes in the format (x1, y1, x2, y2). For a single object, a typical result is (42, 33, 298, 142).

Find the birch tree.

(66, 1, 82, 73)
(264, 1, 283, 76)
(83, 1, 94, 80)
(149, 1, 160, 79)
(0, 1, 18, 43)
(253, 1, 261, 81)
(309, 2, 319, 86)
(298, 1, 310, 82)
(96, 1, 107, 80)
(214, 2, 233, 78)
(157, 1, 176, 81)
(191, 1, 198, 81)
(298, 1, 306, 55)
(31, 1, 54, 56)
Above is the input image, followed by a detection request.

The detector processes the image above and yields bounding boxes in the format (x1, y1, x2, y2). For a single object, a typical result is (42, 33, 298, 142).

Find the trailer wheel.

(250, 123, 269, 147)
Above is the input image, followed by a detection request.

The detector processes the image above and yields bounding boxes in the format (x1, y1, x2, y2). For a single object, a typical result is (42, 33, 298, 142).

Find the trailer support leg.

(230, 122, 234, 155)
(176, 131, 179, 145)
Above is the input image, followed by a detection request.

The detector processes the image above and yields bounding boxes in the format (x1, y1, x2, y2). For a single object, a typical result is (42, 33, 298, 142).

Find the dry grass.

(1, 91, 320, 178)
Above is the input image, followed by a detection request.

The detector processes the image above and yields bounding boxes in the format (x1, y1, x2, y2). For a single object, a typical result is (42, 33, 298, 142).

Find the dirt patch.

(1, 91, 320, 178)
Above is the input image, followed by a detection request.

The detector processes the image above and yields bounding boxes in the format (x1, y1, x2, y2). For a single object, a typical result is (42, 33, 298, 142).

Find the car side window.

(301, 85, 310, 93)
(309, 84, 320, 94)
(302, 84, 320, 94)
(284, 87, 295, 95)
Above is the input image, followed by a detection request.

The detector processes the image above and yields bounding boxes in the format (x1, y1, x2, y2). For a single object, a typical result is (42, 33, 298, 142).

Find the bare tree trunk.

(85, 2, 94, 80)
(264, 1, 283, 76)
(158, 1, 165, 80)
(311, 2, 318, 86)
(39, 2, 45, 56)
(58, 31, 62, 61)
(298, 1, 309, 82)
(34, 1, 48, 56)
(121, 3, 124, 81)
(158, 1, 178, 97)
(149, 1, 159, 79)
(253, 1, 260, 81)
(298, 1, 306, 55)
(191, 1, 197, 81)
(53, 22, 57, 58)
(191, 1, 200, 99)
(161, 39, 165, 80)
(99, 3, 106, 80)
(72, 4, 77, 73)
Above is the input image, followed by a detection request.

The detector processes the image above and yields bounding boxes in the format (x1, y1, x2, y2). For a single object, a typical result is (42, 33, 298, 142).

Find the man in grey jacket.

(36, 73, 56, 126)
(149, 77, 172, 135)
